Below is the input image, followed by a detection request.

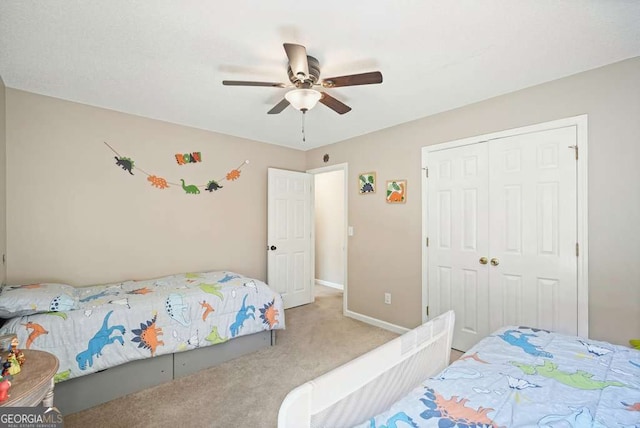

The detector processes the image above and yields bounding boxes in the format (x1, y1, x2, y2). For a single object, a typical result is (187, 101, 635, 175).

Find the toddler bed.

(0, 270, 284, 413)
(278, 311, 640, 427)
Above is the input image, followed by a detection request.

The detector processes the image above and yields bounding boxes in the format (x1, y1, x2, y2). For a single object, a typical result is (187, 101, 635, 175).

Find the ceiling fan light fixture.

(285, 89, 322, 112)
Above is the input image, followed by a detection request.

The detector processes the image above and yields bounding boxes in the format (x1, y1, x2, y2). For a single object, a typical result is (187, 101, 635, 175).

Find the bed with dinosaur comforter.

(0, 271, 284, 383)
(356, 326, 640, 428)
(278, 311, 640, 428)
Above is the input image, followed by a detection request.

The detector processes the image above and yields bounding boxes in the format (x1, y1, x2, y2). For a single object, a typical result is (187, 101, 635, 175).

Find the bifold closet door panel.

(487, 126, 578, 335)
(427, 142, 490, 351)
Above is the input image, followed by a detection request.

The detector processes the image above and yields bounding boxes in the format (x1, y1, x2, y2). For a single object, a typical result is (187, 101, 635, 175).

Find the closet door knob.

(479, 257, 488, 265)
(490, 258, 500, 266)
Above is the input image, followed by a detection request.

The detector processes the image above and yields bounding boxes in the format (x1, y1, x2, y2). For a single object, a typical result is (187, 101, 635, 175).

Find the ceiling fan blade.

(222, 80, 286, 88)
(319, 92, 352, 115)
(267, 98, 290, 114)
(321, 71, 383, 88)
(283, 43, 309, 80)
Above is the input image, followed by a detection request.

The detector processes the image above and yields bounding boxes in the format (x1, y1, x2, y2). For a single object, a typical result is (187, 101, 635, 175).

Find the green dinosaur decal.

(205, 326, 228, 344)
(54, 369, 71, 383)
(199, 283, 224, 299)
(510, 360, 627, 390)
(180, 179, 200, 195)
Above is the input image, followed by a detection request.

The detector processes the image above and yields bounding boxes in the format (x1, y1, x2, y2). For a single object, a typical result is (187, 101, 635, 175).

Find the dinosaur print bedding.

(0, 271, 284, 382)
(356, 327, 640, 428)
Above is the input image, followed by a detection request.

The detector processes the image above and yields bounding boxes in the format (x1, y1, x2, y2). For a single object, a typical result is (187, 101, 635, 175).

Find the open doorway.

(308, 163, 348, 313)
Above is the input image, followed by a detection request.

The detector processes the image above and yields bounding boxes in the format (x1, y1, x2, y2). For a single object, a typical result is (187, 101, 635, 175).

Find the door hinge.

(426, 306, 429, 317)
(576, 242, 579, 257)
(569, 145, 578, 160)
(425, 237, 429, 247)
(423, 167, 429, 178)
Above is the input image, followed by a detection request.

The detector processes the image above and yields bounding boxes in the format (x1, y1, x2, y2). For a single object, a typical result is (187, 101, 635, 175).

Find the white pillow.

(0, 283, 79, 318)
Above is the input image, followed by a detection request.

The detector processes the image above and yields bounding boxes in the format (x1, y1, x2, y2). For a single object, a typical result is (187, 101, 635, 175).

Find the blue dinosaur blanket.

(0, 271, 284, 382)
(354, 327, 640, 428)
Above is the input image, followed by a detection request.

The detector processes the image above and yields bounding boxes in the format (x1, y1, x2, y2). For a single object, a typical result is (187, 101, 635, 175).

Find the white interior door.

(427, 143, 490, 351)
(426, 125, 579, 351)
(488, 126, 577, 334)
(267, 168, 313, 309)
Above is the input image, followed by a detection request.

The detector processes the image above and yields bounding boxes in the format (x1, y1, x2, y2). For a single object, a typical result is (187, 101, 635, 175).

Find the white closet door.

(488, 126, 578, 334)
(427, 143, 490, 351)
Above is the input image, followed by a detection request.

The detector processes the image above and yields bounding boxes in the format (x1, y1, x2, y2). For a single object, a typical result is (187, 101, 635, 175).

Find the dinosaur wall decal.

(180, 179, 200, 194)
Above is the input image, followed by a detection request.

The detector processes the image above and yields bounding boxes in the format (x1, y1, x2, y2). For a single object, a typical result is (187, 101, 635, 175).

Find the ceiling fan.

(222, 43, 383, 115)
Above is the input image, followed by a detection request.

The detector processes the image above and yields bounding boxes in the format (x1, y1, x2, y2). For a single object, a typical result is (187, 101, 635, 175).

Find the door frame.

(307, 162, 349, 315)
(421, 115, 589, 337)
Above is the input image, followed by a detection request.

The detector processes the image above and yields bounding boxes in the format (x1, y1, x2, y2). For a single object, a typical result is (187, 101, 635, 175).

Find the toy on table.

(5, 337, 23, 376)
(6, 352, 20, 376)
(0, 378, 10, 402)
(1, 362, 10, 379)
(0, 354, 10, 402)
(10, 337, 25, 365)
(0, 334, 16, 354)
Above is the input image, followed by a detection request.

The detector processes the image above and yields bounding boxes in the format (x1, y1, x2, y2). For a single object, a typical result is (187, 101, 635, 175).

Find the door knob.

(479, 257, 488, 265)
(270, 245, 277, 251)
(490, 258, 500, 266)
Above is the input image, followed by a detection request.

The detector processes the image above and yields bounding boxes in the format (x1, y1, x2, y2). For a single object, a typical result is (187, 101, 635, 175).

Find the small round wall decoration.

(323, 154, 329, 163)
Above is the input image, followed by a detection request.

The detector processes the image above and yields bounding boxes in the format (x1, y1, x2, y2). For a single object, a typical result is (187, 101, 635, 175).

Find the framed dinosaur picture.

(386, 180, 407, 204)
(358, 172, 376, 194)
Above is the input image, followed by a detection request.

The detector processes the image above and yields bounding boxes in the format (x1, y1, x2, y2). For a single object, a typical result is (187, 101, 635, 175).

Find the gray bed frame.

(55, 329, 275, 415)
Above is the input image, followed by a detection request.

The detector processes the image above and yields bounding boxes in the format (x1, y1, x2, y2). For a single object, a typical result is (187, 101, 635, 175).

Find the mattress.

(356, 326, 640, 427)
(0, 271, 284, 382)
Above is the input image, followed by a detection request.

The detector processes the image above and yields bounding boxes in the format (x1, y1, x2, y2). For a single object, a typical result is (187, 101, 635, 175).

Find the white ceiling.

(1, 1, 639, 150)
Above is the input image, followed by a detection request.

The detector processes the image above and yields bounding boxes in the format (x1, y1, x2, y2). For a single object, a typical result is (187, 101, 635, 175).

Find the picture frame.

(358, 172, 376, 194)
(386, 180, 407, 203)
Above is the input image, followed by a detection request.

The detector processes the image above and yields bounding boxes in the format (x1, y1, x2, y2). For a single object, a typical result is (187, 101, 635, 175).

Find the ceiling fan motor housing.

(288, 56, 321, 88)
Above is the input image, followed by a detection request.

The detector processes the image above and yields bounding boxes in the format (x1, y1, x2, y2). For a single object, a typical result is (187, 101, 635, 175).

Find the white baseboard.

(345, 310, 409, 335)
(315, 279, 343, 291)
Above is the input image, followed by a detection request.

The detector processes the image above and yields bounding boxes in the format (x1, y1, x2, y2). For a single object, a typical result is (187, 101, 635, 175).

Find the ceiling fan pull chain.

(302, 111, 306, 143)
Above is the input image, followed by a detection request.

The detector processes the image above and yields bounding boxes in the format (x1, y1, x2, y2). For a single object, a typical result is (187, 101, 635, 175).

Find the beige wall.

(314, 170, 345, 287)
(306, 57, 640, 346)
(5, 89, 305, 286)
(0, 76, 6, 285)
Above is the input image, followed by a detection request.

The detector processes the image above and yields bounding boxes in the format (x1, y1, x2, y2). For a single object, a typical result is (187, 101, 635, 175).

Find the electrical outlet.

(384, 292, 391, 305)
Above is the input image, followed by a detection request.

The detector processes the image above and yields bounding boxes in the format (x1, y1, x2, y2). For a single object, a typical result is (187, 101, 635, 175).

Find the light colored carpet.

(64, 286, 399, 427)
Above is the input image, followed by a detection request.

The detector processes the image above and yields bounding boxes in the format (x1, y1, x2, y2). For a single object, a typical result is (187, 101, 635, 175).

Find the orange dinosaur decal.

(23, 322, 48, 349)
(200, 301, 215, 321)
(459, 352, 489, 364)
(147, 175, 169, 189)
(226, 169, 241, 181)
(131, 313, 164, 356)
(259, 299, 279, 328)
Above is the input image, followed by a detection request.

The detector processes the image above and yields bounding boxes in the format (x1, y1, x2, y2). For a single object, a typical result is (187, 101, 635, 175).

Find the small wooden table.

(0, 350, 59, 407)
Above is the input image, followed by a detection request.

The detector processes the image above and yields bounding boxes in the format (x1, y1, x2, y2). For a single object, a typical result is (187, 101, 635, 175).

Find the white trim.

(315, 279, 344, 290)
(307, 163, 349, 316)
(421, 115, 589, 338)
(345, 310, 410, 335)
(575, 115, 589, 338)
